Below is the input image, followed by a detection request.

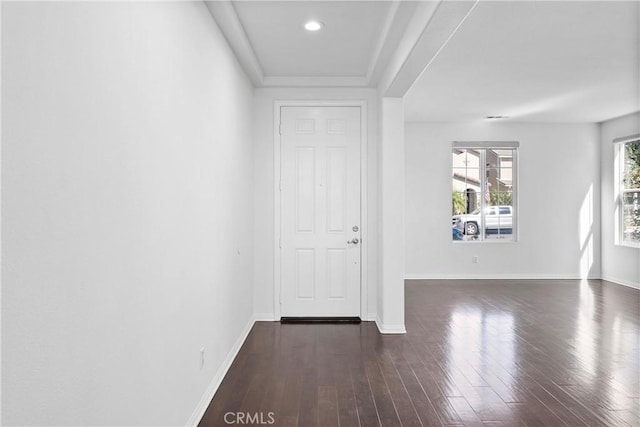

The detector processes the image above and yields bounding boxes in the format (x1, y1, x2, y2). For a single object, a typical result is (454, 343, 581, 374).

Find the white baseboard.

(185, 316, 255, 427)
(601, 275, 640, 290)
(404, 274, 599, 280)
(363, 313, 377, 322)
(375, 319, 406, 334)
(405, 274, 639, 290)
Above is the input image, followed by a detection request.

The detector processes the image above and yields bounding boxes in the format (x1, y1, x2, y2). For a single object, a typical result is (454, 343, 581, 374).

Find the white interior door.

(279, 106, 361, 317)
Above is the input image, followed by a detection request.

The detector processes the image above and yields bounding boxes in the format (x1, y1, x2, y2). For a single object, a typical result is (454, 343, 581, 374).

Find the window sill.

(452, 239, 518, 244)
(616, 241, 640, 249)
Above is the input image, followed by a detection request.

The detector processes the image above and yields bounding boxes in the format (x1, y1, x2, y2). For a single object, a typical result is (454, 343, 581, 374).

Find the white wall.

(376, 97, 405, 333)
(405, 122, 601, 279)
(2, 2, 254, 425)
(253, 88, 378, 321)
(600, 112, 640, 288)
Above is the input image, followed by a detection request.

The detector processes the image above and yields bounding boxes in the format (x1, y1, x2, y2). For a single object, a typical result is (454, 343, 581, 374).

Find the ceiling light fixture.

(485, 115, 510, 120)
(304, 21, 323, 31)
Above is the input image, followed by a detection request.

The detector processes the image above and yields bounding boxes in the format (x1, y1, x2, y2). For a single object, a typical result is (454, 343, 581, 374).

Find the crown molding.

(365, 1, 401, 86)
(366, 1, 422, 88)
(204, 0, 264, 86)
(262, 76, 369, 88)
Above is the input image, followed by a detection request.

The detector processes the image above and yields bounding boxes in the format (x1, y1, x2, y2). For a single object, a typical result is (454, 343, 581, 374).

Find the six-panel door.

(279, 106, 361, 317)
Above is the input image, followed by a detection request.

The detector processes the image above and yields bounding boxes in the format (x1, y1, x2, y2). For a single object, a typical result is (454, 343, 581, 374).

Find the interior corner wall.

(600, 112, 640, 288)
(404, 122, 601, 280)
(252, 88, 379, 321)
(2, 2, 254, 425)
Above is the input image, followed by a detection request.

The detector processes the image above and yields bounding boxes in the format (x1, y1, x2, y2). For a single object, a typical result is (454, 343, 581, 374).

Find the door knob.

(347, 238, 359, 244)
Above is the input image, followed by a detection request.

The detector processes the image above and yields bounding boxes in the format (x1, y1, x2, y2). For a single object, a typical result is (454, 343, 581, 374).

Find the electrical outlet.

(200, 347, 205, 369)
(472, 255, 479, 264)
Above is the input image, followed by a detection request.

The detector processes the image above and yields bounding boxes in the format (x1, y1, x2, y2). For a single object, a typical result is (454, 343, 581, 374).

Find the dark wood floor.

(199, 280, 640, 426)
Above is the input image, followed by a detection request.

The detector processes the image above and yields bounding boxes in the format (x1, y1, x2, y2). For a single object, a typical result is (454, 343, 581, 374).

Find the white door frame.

(273, 100, 368, 320)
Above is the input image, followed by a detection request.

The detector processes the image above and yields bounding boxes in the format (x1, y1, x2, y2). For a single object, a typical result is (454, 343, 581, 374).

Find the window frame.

(451, 141, 519, 244)
(614, 134, 640, 248)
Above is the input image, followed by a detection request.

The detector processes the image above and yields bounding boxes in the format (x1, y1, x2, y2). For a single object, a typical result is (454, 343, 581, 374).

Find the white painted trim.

(203, 1, 264, 86)
(0, 1, 3, 416)
(601, 275, 640, 290)
(263, 76, 368, 88)
(273, 101, 369, 321)
(364, 313, 378, 322)
(404, 274, 601, 280)
(616, 241, 640, 249)
(405, 275, 639, 291)
(375, 319, 407, 334)
(612, 142, 640, 248)
(613, 134, 640, 145)
(453, 141, 520, 149)
(273, 104, 282, 321)
(365, 1, 401, 86)
(185, 316, 255, 427)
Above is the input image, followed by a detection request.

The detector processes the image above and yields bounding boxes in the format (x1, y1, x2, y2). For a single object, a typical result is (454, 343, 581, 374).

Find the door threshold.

(280, 317, 361, 324)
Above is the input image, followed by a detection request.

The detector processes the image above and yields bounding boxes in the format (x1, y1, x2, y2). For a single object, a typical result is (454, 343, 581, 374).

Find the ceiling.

(207, 0, 640, 123)
(404, 1, 640, 123)
(232, 1, 390, 77)
(206, 0, 419, 87)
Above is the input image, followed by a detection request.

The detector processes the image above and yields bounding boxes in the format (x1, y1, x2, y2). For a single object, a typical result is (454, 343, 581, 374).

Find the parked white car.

(452, 205, 513, 235)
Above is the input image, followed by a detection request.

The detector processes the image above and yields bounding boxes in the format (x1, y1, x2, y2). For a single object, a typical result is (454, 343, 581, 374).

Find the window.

(615, 134, 640, 247)
(452, 141, 518, 242)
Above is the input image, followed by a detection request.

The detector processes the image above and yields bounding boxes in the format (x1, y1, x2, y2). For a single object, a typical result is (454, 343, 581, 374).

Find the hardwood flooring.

(199, 280, 640, 426)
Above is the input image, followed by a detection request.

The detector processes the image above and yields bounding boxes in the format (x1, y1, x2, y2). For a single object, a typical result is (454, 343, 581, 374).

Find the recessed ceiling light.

(304, 21, 323, 31)
(485, 115, 510, 120)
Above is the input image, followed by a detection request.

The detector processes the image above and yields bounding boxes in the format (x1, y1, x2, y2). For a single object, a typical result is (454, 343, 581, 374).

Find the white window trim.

(452, 141, 519, 244)
(614, 134, 640, 248)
